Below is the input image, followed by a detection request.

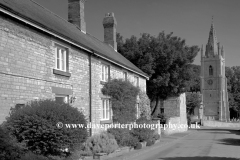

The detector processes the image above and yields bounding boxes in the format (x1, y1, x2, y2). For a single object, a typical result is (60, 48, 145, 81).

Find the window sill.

(100, 81, 108, 85)
(100, 119, 113, 124)
(53, 69, 71, 77)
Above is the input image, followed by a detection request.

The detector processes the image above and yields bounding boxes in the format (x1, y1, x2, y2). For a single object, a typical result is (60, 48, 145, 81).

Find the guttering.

(89, 52, 93, 136)
(0, 7, 149, 80)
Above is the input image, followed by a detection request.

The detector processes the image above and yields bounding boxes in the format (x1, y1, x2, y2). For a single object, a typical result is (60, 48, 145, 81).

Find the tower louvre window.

(209, 65, 213, 76)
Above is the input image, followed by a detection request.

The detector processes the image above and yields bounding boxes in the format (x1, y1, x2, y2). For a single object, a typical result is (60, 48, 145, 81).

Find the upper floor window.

(55, 44, 68, 72)
(134, 76, 139, 87)
(101, 64, 109, 82)
(123, 71, 127, 81)
(209, 65, 213, 76)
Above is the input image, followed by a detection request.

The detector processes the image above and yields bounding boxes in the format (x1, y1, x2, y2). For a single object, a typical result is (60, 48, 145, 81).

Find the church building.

(200, 21, 230, 121)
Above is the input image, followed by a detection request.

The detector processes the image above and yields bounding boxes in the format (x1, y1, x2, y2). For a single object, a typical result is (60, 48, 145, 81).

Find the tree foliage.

(185, 64, 201, 92)
(225, 66, 240, 118)
(101, 79, 139, 123)
(4, 99, 88, 157)
(186, 93, 201, 115)
(117, 32, 199, 103)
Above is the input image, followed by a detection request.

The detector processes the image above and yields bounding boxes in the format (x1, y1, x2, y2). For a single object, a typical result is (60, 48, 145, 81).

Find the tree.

(225, 66, 240, 118)
(186, 64, 201, 92)
(117, 32, 199, 114)
(186, 93, 201, 115)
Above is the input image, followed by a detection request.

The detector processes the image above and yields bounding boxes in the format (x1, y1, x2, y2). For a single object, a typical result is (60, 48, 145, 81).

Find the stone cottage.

(0, 0, 148, 135)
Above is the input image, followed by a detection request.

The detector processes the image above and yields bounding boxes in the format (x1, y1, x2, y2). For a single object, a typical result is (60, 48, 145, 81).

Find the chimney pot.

(103, 12, 117, 51)
(68, 0, 87, 33)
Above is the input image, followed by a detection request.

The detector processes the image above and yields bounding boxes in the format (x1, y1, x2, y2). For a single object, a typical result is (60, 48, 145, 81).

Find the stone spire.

(221, 45, 225, 58)
(201, 44, 204, 57)
(206, 17, 218, 56)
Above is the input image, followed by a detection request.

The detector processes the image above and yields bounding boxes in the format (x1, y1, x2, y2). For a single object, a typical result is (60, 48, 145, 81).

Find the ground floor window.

(102, 99, 111, 120)
(55, 95, 69, 103)
(136, 103, 140, 119)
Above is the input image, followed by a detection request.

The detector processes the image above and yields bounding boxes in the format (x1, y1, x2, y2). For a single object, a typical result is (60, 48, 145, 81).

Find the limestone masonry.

(200, 21, 230, 121)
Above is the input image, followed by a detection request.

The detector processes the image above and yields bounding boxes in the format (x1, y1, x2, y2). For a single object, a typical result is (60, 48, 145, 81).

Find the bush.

(132, 117, 155, 142)
(107, 128, 139, 147)
(20, 152, 49, 160)
(102, 79, 140, 123)
(4, 99, 88, 157)
(146, 140, 153, 146)
(153, 133, 160, 140)
(134, 143, 142, 150)
(0, 126, 25, 160)
(138, 91, 151, 120)
(82, 132, 118, 155)
(151, 138, 156, 144)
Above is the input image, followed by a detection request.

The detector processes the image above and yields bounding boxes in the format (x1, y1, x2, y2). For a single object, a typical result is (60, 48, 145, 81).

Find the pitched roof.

(0, 0, 148, 78)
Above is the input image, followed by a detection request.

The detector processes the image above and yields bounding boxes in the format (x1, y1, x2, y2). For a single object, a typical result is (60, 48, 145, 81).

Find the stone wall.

(203, 120, 240, 128)
(162, 93, 188, 135)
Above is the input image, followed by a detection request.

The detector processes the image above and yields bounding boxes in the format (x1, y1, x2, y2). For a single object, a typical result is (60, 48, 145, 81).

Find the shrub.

(146, 140, 153, 146)
(151, 138, 156, 144)
(134, 143, 142, 150)
(107, 128, 139, 147)
(153, 133, 160, 140)
(132, 117, 155, 142)
(138, 91, 151, 120)
(0, 126, 25, 160)
(5, 99, 88, 157)
(102, 79, 140, 123)
(20, 152, 49, 160)
(83, 132, 118, 155)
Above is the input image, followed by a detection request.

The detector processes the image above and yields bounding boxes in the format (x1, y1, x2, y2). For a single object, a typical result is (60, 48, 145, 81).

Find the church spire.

(206, 17, 218, 56)
(201, 44, 204, 57)
(221, 45, 225, 58)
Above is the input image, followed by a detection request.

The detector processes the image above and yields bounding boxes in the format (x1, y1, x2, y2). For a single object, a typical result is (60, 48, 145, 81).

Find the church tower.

(200, 20, 229, 121)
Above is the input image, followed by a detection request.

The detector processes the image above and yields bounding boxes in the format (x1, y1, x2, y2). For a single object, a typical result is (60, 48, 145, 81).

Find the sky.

(34, 0, 240, 67)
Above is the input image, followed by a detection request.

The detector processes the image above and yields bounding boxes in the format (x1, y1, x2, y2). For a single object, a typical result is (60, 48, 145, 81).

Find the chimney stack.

(103, 13, 117, 51)
(68, 0, 86, 33)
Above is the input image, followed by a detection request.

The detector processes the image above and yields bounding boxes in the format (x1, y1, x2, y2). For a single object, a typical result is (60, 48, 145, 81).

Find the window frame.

(55, 44, 68, 72)
(209, 65, 213, 76)
(134, 76, 139, 87)
(101, 64, 110, 82)
(123, 71, 127, 81)
(55, 94, 69, 104)
(136, 103, 140, 119)
(101, 99, 111, 120)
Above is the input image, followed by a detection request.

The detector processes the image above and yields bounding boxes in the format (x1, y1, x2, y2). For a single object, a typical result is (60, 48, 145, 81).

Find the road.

(135, 127, 240, 160)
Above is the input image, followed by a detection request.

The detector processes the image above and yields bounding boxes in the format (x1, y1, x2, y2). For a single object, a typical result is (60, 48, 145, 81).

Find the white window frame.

(102, 99, 111, 120)
(136, 103, 140, 119)
(134, 76, 139, 87)
(101, 64, 109, 82)
(55, 44, 67, 72)
(55, 94, 69, 103)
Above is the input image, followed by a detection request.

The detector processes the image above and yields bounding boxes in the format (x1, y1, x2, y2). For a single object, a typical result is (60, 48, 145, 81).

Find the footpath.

(105, 130, 195, 160)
